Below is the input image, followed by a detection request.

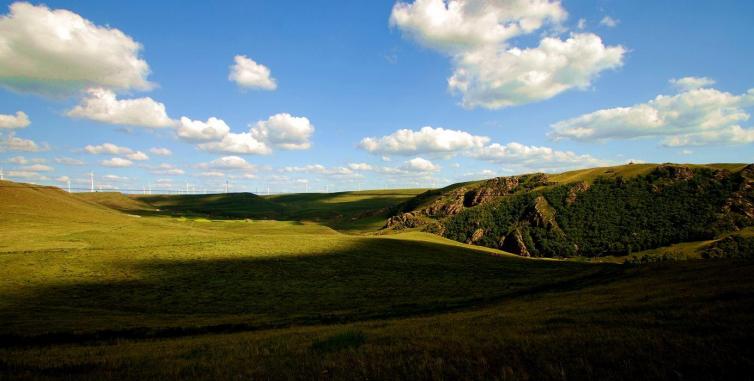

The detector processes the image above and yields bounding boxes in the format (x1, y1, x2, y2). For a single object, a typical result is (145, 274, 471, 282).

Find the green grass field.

(1, 179, 753, 379)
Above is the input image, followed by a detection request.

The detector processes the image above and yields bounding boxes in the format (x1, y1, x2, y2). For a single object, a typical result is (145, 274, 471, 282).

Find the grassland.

(1, 179, 753, 379)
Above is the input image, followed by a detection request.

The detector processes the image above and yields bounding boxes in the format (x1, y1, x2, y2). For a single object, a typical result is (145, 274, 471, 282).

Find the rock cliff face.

(383, 164, 754, 258)
(721, 164, 754, 224)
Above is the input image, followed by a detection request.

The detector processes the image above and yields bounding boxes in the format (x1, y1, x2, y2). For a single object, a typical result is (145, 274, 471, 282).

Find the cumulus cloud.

(359, 126, 489, 156)
(6, 170, 48, 181)
(197, 132, 271, 155)
(390, 0, 624, 108)
(599, 16, 619, 27)
(101, 157, 133, 167)
(390, 0, 567, 52)
(125, 151, 149, 161)
(549, 85, 754, 146)
(198, 156, 255, 170)
(150, 163, 184, 176)
(0, 2, 152, 94)
(149, 147, 172, 156)
(84, 143, 134, 155)
(191, 113, 313, 155)
(20, 164, 53, 172)
(670, 76, 716, 91)
(103, 174, 128, 182)
(67, 88, 173, 128)
(348, 163, 373, 171)
(0, 132, 48, 152)
(401, 157, 440, 172)
(447, 33, 625, 109)
(229, 55, 277, 90)
(176, 117, 230, 142)
(470, 142, 605, 170)
(0, 111, 30, 129)
(250, 113, 314, 150)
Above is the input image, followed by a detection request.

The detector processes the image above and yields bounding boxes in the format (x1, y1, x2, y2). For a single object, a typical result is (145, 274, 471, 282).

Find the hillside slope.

(384, 163, 754, 258)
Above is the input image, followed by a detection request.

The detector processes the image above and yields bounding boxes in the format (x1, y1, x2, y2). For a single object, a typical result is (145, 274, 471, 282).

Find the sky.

(1, 0, 753, 194)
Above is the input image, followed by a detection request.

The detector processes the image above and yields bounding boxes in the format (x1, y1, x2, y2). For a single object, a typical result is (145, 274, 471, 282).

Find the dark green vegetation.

(387, 163, 754, 258)
(1, 165, 754, 380)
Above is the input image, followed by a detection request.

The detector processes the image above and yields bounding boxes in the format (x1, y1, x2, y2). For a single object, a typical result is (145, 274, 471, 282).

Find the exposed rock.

(529, 196, 563, 234)
(498, 228, 530, 257)
(654, 164, 695, 181)
(425, 187, 467, 217)
(721, 164, 754, 223)
(468, 228, 485, 244)
(566, 181, 590, 205)
(464, 173, 550, 208)
(384, 212, 421, 230)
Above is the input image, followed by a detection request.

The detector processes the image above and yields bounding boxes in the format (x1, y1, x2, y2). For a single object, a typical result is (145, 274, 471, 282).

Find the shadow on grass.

(0, 237, 624, 346)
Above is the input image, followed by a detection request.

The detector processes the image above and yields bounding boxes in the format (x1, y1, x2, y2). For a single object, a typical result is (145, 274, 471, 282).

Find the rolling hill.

(383, 163, 754, 258)
(1, 177, 753, 379)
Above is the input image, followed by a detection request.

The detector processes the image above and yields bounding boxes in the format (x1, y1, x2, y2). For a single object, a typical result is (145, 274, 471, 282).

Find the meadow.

(1, 180, 753, 380)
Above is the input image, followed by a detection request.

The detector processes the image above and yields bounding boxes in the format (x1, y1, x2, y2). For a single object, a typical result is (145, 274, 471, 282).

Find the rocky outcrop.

(468, 228, 485, 244)
(566, 181, 590, 205)
(654, 164, 695, 181)
(384, 212, 421, 230)
(498, 228, 530, 257)
(463, 173, 550, 208)
(721, 164, 754, 223)
(529, 196, 563, 234)
(425, 187, 467, 218)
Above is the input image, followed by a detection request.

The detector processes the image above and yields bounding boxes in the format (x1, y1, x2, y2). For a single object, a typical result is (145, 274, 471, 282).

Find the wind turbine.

(90, 172, 95, 192)
(67, 179, 71, 193)
(0, 168, 4, 180)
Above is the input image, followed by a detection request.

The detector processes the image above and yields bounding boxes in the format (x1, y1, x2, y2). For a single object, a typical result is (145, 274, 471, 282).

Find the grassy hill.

(81, 189, 427, 233)
(385, 163, 754, 259)
(1, 176, 753, 379)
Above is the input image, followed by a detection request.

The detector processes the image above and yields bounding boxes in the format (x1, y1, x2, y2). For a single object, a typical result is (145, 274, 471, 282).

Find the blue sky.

(1, 0, 753, 193)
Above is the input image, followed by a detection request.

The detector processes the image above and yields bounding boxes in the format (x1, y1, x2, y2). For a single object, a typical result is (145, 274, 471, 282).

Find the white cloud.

(84, 143, 133, 155)
(348, 163, 373, 171)
(125, 151, 149, 161)
(250, 113, 314, 150)
(6, 156, 28, 164)
(0, 111, 30, 129)
(447, 33, 625, 109)
(198, 156, 255, 170)
(199, 171, 226, 178)
(0, 2, 152, 94)
(176, 116, 230, 142)
(549, 86, 754, 146)
(359, 126, 489, 156)
(103, 174, 128, 181)
(401, 157, 440, 172)
(390, 0, 624, 108)
(149, 147, 172, 156)
(470, 142, 605, 170)
(6, 170, 48, 180)
(599, 16, 619, 27)
(56, 176, 70, 183)
(67, 88, 173, 128)
(20, 164, 53, 172)
(0, 133, 48, 152)
(282, 164, 327, 173)
(229, 55, 277, 90)
(179, 113, 314, 155)
(101, 157, 133, 167)
(197, 132, 271, 155)
(577, 18, 586, 30)
(150, 163, 185, 176)
(390, 0, 567, 52)
(670, 76, 716, 91)
(55, 157, 85, 166)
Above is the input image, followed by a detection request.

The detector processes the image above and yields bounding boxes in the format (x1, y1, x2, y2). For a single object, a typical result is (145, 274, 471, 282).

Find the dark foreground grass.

(1, 260, 752, 380)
